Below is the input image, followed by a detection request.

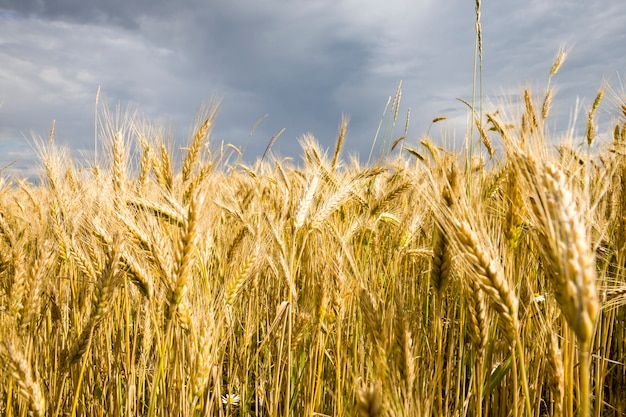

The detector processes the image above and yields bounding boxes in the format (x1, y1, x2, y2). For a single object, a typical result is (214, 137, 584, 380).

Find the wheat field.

(2, 67, 626, 416)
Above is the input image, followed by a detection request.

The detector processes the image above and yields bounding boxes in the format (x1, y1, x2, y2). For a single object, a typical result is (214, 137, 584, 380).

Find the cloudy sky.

(1, 0, 625, 178)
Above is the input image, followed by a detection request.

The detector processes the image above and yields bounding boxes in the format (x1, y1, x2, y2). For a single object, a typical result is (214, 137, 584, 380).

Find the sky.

(1, 0, 625, 179)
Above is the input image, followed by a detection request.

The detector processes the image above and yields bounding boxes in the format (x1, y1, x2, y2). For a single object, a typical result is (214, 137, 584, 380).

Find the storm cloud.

(1, 0, 625, 178)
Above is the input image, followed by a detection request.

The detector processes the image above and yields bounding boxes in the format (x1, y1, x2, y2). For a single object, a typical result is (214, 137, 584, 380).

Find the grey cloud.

(1, 0, 625, 179)
(0, 0, 180, 28)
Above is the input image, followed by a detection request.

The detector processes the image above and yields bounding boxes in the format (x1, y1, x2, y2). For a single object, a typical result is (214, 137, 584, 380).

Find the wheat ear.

(9, 248, 27, 319)
(137, 137, 152, 192)
(2, 340, 46, 417)
(467, 278, 489, 353)
(112, 130, 125, 211)
(331, 114, 349, 169)
(430, 226, 453, 294)
(294, 173, 320, 229)
(523, 90, 539, 134)
(541, 89, 554, 121)
(225, 251, 258, 306)
(474, 117, 495, 158)
(158, 143, 173, 192)
(586, 90, 604, 147)
(20, 242, 54, 333)
(182, 108, 215, 183)
(310, 178, 357, 230)
(453, 219, 519, 342)
(533, 162, 599, 344)
(547, 333, 564, 417)
(165, 192, 201, 327)
(356, 384, 382, 417)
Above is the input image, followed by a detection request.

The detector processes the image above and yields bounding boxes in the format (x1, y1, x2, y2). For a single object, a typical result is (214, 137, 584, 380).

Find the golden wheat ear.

(453, 218, 520, 344)
(1, 340, 46, 417)
(356, 384, 382, 417)
(546, 333, 564, 417)
(517, 156, 599, 345)
(182, 102, 220, 183)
